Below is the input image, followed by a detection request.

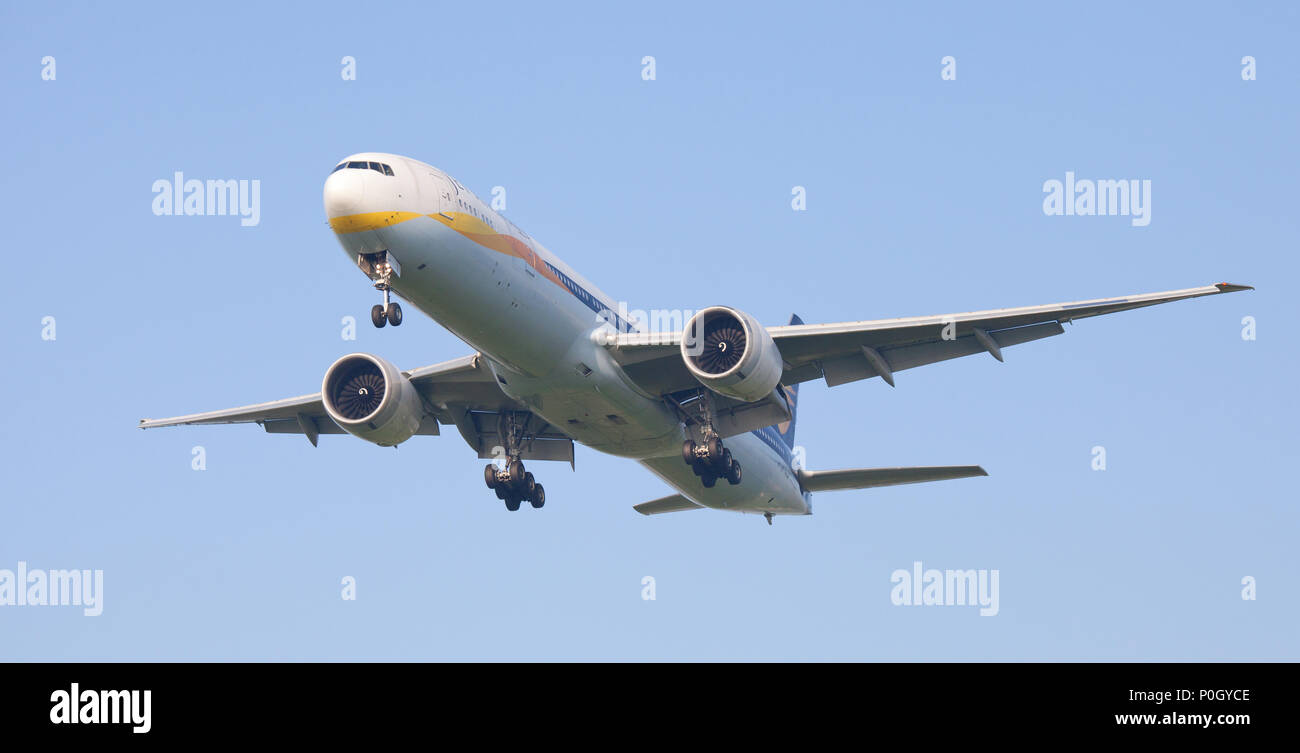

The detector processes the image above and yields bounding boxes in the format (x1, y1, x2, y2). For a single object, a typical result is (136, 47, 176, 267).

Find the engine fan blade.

(334, 373, 386, 419)
(698, 322, 746, 373)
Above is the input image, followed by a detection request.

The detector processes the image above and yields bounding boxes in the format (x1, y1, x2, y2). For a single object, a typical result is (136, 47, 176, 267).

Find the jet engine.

(680, 306, 783, 403)
(321, 353, 425, 446)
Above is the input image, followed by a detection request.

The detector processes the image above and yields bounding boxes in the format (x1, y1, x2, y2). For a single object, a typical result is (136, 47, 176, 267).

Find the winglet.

(1214, 282, 1254, 293)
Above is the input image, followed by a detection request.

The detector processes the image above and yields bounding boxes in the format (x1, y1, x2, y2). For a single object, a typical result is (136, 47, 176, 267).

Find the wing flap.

(138, 393, 324, 428)
(451, 409, 575, 465)
(820, 321, 1065, 387)
(769, 282, 1249, 366)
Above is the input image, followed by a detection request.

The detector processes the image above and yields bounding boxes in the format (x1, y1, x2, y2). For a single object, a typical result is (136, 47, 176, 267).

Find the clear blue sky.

(2, 1, 1295, 659)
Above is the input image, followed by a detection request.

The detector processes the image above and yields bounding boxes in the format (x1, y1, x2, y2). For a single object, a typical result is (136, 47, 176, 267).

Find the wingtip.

(1215, 282, 1254, 293)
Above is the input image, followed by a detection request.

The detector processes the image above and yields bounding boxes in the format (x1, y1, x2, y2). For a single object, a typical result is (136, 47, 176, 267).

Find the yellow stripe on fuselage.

(329, 209, 572, 297)
(328, 211, 425, 234)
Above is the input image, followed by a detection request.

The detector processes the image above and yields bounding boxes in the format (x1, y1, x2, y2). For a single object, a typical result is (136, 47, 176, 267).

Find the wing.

(612, 282, 1252, 394)
(138, 353, 574, 464)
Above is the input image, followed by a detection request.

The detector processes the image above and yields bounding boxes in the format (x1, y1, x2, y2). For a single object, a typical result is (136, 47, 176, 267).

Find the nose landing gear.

(364, 253, 403, 328)
(370, 302, 402, 327)
(371, 285, 402, 328)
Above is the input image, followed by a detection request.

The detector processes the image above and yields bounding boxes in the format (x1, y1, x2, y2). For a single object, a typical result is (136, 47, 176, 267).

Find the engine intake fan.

(321, 353, 424, 446)
(681, 307, 783, 403)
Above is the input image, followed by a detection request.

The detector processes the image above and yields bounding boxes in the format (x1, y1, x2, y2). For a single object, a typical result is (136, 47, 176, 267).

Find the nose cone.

(323, 167, 370, 226)
(324, 154, 407, 233)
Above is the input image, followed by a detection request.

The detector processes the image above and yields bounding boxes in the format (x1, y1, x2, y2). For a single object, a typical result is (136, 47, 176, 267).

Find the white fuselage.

(324, 153, 810, 516)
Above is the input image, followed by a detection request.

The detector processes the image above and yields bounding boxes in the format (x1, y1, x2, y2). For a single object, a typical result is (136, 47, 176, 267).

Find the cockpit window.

(333, 161, 396, 176)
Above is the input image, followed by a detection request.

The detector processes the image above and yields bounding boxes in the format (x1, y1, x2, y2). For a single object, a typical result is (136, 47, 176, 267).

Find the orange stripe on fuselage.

(328, 209, 570, 296)
(427, 212, 569, 292)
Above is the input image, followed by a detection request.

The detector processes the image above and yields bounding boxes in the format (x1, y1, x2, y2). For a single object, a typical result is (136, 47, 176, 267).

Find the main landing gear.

(681, 434, 742, 488)
(368, 255, 402, 328)
(483, 413, 546, 511)
(675, 390, 741, 489)
(484, 460, 545, 511)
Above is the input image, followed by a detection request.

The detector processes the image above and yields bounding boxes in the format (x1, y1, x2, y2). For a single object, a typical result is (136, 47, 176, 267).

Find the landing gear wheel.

(386, 302, 403, 326)
(702, 474, 717, 488)
(524, 472, 536, 495)
(504, 495, 521, 512)
(494, 485, 507, 500)
(508, 459, 526, 487)
(719, 448, 733, 473)
(682, 439, 697, 466)
(371, 304, 387, 328)
(530, 484, 546, 509)
(484, 463, 498, 489)
(726, 459, 742, 485)
(705, 435, 724, 464)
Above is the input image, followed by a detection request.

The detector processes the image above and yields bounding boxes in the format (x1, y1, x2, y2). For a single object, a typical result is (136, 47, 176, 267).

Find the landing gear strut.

(367, 254, 402, 327)
(679, 393, 742, 487)
(482, 413, 546, 510)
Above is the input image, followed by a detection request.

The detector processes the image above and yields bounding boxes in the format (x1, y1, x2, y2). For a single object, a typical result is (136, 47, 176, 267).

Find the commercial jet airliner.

(140, 152, 1252, 523)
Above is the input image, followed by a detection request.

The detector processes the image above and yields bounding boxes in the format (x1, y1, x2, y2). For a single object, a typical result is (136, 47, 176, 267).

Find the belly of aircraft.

(525, 387, 683, 458)
(640, 433, 810, 516)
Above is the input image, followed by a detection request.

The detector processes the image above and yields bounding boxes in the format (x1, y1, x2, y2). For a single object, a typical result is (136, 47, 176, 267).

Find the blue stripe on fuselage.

(542, 255, 791, 466)
(751, 424, 792, 465)
(542, 260, 638, 334)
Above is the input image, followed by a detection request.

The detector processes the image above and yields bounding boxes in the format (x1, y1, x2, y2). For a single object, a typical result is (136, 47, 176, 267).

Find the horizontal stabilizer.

(634, 494, 704, 516)
(797, 465, 988, 493)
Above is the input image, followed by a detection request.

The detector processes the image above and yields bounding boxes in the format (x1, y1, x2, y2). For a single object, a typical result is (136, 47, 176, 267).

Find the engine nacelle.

(321, 353, 425, 446)
(681, 306, 783, 403)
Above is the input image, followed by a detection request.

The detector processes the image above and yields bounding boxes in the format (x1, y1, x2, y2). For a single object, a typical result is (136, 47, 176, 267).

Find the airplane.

(139, 152, 1252, 523)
